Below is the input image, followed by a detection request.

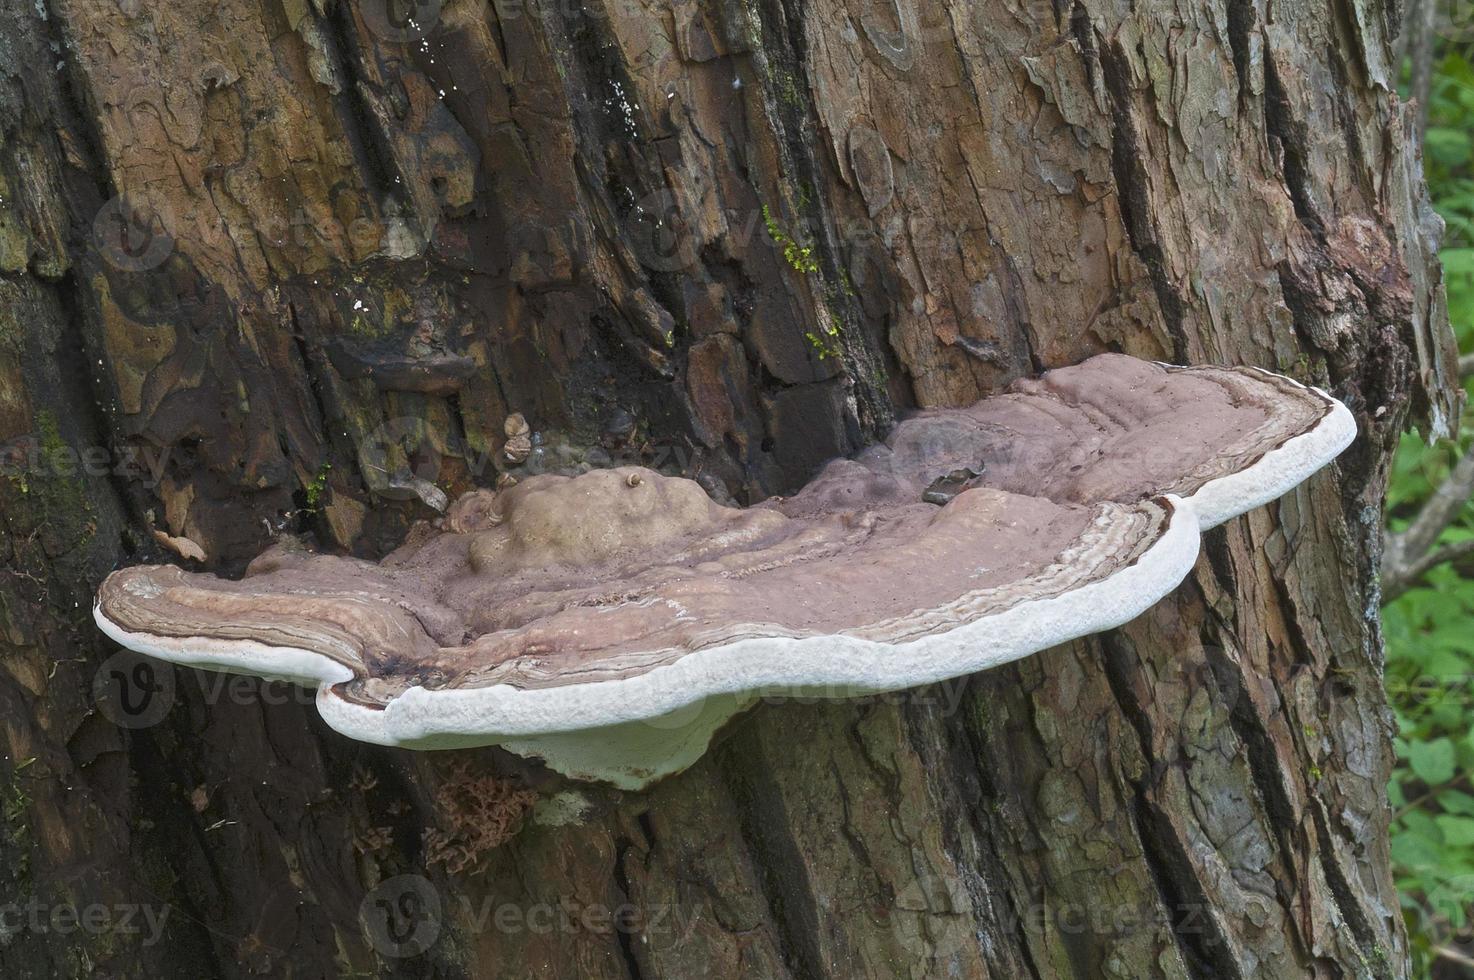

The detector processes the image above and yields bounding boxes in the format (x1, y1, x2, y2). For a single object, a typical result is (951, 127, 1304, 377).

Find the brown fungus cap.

(94, 355, 1354, 788)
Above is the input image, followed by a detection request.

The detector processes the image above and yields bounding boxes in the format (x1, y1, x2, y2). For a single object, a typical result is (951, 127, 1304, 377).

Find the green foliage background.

(1392, 45, 1474, 978)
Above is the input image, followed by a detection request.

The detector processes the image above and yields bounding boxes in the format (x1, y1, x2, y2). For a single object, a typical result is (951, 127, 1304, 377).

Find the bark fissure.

(716, 731, 828, 980)
(613, 836, 651, 980)
(947, 688, 1049, 980)
(1098, 633, 1249, 980)
(1225, 0, 1257, 106)
(1099, 38, 1191, 364)
(286, 304, 333, 454)
(1203, 635, 1302, 851)
(755, 0, 895, 439)
(51, 268, 140, 535)
(1262, 55, 1326, 237)
(318, 4, 409, 214)
(1200, 528, 1242, 602)
(1130, 792, 1247, 980)
(1308, 799, 1387, 967)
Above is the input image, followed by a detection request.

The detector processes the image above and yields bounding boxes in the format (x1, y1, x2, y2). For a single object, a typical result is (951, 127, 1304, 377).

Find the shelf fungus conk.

(94, 355, 1355, 789)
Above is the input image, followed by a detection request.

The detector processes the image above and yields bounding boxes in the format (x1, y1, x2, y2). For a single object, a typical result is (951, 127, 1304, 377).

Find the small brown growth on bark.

(423, 759, 538, 874)
(352, 825, 394, 856)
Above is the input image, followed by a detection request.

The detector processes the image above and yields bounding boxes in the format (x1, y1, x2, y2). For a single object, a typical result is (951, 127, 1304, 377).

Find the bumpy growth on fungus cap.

(95, 355, 1355, 788)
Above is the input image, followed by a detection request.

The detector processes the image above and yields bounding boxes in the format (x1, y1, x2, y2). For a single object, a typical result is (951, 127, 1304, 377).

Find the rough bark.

(0, 0, 1458, 976)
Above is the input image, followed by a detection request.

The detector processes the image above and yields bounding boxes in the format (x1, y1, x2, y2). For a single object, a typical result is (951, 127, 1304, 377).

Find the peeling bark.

(0, 0, 1455, 975)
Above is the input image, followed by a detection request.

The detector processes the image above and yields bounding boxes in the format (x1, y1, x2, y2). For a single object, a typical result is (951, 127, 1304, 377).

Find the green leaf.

(1436, 814, 1474, 847)
(1410, 738, 1458, 786)
(1440, 789, 1474, 816)
(1427, 127, 1473, 169)
(1392, 827, 1446, 870)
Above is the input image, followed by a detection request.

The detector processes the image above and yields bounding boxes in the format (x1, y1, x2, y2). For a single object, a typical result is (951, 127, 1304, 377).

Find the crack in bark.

(716, 729, 827, 980)
(31, 0, 108, 184)
(945, 684, 1048, 980)
(1323, 34, 1375, 210)
(1200, 526, 1241, 603)
(1262, 56, 1325, 239)
(1098, 632, 1249, 980)
(286, 302, 332, 436)
(1202, 635, 1300, 850)
(612, 835, 650, 980)
(318, 4, 411, 215)
(1307, 798, 1387, 968)
(54, 268, 150, 540)
(1225, 0, 1256, 107)
(1098, 37, 1191, 364)
(1128, 791, 1245, 980)
(830, 750, 886, 898)
(749, 0, 896, 439)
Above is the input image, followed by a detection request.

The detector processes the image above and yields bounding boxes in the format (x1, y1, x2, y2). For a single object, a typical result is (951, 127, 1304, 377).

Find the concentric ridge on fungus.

(94, 355, 1356, 788)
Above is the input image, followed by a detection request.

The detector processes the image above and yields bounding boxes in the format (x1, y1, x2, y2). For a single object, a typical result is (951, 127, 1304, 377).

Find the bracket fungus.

(95, 355, 1355, 789)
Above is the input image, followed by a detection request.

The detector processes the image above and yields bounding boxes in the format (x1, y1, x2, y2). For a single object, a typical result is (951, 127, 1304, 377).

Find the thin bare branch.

(1383, 443, 1474, 599)
(1384, 538, 1474, 600)
(1460, 352, 1474, 380)
(1389, 443, 1474, 563)
(1434, 944, 1474, 970)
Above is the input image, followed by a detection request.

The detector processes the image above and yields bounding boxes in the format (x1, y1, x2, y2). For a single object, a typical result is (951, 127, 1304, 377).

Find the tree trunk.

(0, 0, 1459, 975)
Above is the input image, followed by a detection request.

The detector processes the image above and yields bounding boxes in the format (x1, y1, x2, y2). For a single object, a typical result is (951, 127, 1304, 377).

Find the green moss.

(304, 462, 332, 511)
(0, 211, 28, 276)
(37, 413, 66, 464)
(0, 304, 19, 348)
(838, 268, 857, 298)
(741, 2, 764, 57)
(0, 170, 27, 275)
(347, 313, 378, 339)
(762, 204, 819, 275)
(2, 760, 33, 886)
(3, 412, 96, 549)
(341, 283, 413, 340)
(804, 312, 843, 361)
(1276, 351, 1312, 382)
(767, 64, 802, 108)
